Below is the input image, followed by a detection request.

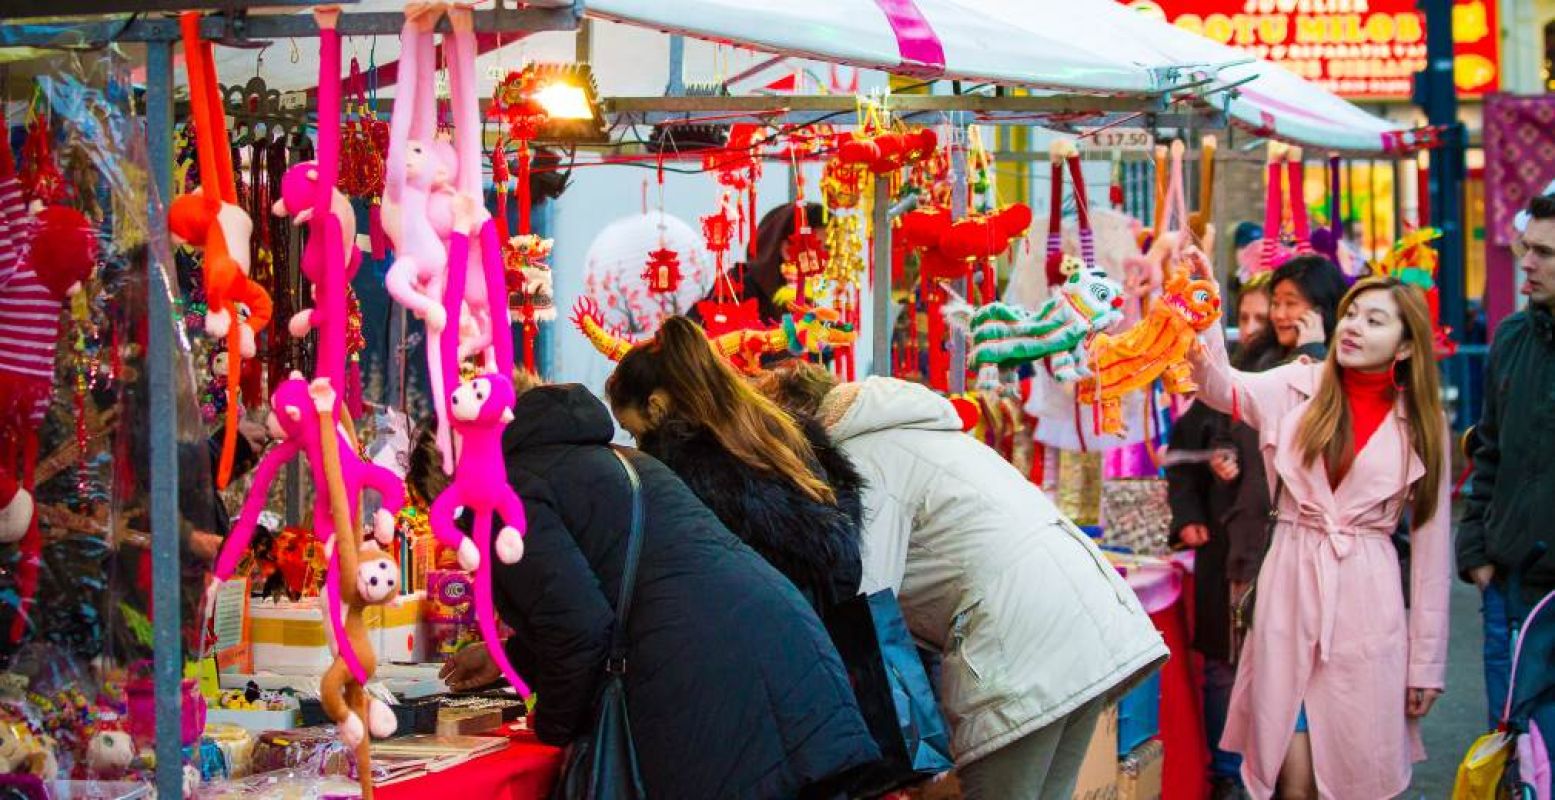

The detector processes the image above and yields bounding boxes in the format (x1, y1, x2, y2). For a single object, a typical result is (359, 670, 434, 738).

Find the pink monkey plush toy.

(273, 7, 360, 399)
(214, 374, 407, 685)
(382, 4, 460, 470)
(445, 4, 496, 371)
(427, 197, 530, 696)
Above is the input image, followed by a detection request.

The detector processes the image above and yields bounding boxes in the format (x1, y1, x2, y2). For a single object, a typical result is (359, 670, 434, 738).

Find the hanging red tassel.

(517, 139, 533, 236)
(492, 136, 511, 243)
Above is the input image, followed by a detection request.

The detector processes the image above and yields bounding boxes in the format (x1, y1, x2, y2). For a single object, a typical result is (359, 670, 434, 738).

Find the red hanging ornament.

(702, 201, 736, 258)
(643, 246, 683, 294)
(492, 66, 550, 142)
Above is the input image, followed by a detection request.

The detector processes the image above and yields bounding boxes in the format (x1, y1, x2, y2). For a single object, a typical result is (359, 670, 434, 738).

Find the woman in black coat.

(421, 383, 879, 800)
(604, 316, 865, 618)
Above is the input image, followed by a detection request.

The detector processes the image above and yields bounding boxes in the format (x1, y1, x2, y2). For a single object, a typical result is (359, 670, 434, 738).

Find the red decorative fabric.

(1485, 95, 1555, 248)
(376, 733, 563, 800)
(1151, 568, 1210, 800)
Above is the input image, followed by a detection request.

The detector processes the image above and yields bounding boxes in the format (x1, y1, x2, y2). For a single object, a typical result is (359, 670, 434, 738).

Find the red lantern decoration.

(905, 128, 938, 163)
(897, 206, 951, 249)
(838, 136, 881, 166)
(643, 246, 683, 294)
(919, 248, 971, 281)
(869, 132, 908, 174)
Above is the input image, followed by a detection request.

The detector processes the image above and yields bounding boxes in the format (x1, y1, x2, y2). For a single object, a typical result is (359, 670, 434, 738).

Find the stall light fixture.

(528, 62, 607, 143)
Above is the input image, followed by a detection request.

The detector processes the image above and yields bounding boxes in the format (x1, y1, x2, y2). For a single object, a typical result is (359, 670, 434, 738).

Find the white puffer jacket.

(821, 377, 1168, 765)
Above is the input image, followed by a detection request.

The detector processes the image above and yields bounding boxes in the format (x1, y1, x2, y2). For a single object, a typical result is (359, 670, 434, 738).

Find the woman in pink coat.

(1187, 263, 1452, 799)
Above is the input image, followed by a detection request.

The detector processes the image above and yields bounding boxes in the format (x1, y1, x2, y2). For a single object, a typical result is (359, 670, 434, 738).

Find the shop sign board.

(1123, 0, 1501, 100)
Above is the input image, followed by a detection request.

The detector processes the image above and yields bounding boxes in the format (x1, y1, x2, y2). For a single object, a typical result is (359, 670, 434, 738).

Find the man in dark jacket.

(429, 384, 879, 799)
(1458, 192, 1555, 726)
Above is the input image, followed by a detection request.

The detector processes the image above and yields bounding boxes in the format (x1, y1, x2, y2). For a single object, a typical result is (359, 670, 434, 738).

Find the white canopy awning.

(193, 0, 1413, 155)
(586, 0, 1414, 154)
(582, 0, 1174, 96)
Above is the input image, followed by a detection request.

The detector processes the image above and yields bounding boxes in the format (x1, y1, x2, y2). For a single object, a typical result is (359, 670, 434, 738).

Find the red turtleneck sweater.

(1334, 367, 1397, 487)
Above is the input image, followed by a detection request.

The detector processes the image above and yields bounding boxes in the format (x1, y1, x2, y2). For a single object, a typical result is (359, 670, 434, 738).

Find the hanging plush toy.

(426, 196, 530, 697)
(444, 3, 498, 374)
(273, 6, 358, 399)
(212, 374, 405, 689)
(170, 11, 274, 489)
(0, 131, 97, 643)
(1077, 263, 1222, 435)
(381, 5, 459, 470)
(968, 256, 1126, 379)
(1259, 142, 1314, 273)
(311, 379, 397, 800)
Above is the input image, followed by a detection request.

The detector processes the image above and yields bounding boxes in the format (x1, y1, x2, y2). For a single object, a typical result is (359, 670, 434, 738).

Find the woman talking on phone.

(1183, 250, 1451, 800)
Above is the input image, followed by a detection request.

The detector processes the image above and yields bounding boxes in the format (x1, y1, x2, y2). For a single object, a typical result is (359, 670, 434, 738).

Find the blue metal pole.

(144, 38, 185, 800)
(1416, 0, 1465, 345)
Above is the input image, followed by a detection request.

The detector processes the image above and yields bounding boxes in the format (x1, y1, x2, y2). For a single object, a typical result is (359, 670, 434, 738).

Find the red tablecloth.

(1123, 556, 1210, 800)
(376, 729, 563, 800)
(1151, 570, 1210, 800)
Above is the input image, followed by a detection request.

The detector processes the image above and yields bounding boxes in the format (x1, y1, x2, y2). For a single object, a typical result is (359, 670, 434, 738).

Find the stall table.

(376, 727, 563, 800)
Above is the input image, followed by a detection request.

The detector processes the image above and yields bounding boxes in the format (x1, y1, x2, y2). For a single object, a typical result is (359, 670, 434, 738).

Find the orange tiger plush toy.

(1077, 266, 1221, 435)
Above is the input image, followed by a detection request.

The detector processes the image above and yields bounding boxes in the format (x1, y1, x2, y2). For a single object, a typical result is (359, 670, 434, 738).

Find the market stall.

(0, 2, 1440, 799)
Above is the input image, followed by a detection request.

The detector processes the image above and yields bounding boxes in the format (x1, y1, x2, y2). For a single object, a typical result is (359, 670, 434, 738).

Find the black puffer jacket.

(492, 385, 879, 799)
(637, 416, 865, 615)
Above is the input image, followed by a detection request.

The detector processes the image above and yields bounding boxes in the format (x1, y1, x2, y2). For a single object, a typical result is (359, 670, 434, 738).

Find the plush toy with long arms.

(427, 206, 530, 696)
(273, 5, 358, 393)
(381, 5, 460, 468)
(969, 257, 1126, 379)
(0, 130, 98, 641)
(312, 379, 399, 784)
(445, 4, 496, 370)
(214, 375, 405, 685)
(170, 11, 273, 488)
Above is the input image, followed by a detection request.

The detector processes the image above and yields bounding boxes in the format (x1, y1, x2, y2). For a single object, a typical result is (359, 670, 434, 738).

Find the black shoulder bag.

(554, 448, 647, 800)
(1230, 478, 1282, 664)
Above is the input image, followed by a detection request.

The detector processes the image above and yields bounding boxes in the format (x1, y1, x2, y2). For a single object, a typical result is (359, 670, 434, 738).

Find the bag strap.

(606, 447, 645, 675)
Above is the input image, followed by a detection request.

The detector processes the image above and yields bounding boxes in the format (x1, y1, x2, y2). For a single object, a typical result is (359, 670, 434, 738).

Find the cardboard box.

(1071, 703, 1119, 800)
(204, 707, 298, 734)
(1117, 740, 1164, 800)
(249, 592, 425, 671)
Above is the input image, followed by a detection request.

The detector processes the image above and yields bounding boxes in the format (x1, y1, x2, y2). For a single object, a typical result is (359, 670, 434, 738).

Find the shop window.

(1545, 19, 1555, 90)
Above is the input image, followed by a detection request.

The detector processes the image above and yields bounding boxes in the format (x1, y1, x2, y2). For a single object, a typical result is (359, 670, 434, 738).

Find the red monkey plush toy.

(0, 133, 98, 642)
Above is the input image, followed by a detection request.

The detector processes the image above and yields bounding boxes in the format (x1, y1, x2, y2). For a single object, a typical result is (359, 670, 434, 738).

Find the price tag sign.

(1077, 129, 1155, 152)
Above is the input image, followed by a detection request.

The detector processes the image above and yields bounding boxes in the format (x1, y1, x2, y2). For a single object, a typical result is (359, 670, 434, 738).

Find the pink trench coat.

(1191, 327, 1452, 799)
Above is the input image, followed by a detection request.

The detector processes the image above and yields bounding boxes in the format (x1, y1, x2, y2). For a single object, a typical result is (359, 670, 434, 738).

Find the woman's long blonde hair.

(606, 316, 836, 504)
(1294, 277, 1445, 523)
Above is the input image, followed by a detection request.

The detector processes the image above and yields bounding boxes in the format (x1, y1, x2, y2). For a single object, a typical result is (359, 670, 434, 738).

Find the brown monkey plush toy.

(311, 379, 397, 798)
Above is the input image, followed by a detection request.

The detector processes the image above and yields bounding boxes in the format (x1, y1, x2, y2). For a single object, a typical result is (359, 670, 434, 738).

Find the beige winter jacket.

(821, 377, 1168, 765)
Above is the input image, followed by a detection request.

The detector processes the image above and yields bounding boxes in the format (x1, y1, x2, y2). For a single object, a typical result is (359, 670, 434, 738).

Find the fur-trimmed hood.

(639, 416, 864, 612)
